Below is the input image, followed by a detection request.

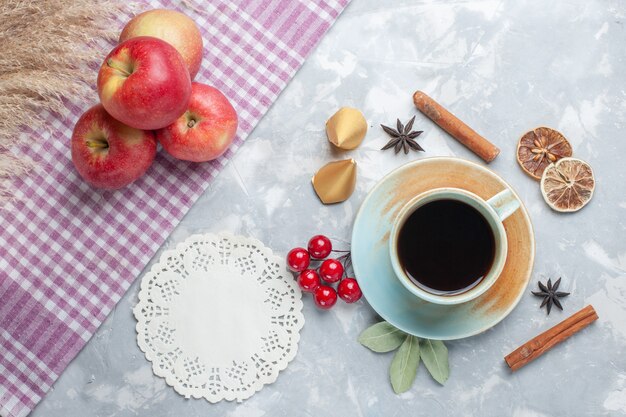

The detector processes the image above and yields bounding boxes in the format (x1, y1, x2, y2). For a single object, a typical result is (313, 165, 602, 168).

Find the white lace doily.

(134, 232, 304, 402)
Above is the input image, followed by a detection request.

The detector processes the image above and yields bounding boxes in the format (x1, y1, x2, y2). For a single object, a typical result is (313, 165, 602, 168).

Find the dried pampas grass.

(0, 0, 132, 206)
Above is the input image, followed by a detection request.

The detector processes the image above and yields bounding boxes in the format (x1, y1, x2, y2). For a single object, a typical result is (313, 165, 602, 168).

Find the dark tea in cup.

(396, 198, 496, 295)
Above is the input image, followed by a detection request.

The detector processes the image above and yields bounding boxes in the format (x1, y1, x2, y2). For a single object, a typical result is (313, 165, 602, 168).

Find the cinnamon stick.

(413, 90, 500, 163)
(505, 305, 598, 371)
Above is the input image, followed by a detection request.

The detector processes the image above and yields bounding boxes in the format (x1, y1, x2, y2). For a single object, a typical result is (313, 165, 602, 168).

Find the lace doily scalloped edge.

(133, 231, 304, 403)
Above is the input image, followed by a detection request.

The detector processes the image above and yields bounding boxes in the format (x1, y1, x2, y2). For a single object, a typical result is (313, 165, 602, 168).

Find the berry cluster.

(287, 235, 362, 310)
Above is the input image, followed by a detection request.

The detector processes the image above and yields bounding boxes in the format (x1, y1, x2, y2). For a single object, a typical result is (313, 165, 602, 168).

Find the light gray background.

(32, 0, 626, 416)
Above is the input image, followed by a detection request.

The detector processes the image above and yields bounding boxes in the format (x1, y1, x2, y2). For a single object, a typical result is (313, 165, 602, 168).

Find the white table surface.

(31, 0, 626, 416)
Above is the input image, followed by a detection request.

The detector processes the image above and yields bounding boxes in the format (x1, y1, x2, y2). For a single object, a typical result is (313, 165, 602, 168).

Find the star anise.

(532, 277, 570, 315)
(381, 116, 424, 154)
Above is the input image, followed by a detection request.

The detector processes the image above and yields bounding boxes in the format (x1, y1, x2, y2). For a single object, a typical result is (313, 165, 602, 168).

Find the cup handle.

(486, 189, 520, 221)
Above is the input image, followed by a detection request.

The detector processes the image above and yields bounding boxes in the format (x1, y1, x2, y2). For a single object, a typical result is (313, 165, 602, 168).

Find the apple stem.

(187, 119, 196, 128)
(106, 58, 132, 77)
(86, 140, 109, 149)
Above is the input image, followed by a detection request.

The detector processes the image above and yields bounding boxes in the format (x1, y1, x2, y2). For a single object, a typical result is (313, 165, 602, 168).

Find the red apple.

(97, 36, 191, 130)
(119, 9, 203, 79)
(156, 83, 238, 162)
(71, 104, 157, 189)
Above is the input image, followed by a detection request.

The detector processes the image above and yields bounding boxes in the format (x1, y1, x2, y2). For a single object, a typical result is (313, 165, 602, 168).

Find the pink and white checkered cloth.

(0, 1, 348, 416)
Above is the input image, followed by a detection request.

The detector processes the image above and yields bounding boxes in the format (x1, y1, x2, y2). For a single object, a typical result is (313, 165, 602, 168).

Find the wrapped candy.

(312, 159, 357, 204)
(325, 107, 367, 150)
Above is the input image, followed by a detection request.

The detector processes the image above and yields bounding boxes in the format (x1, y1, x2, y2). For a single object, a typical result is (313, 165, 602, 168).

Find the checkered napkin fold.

(0, 1, 348, 416)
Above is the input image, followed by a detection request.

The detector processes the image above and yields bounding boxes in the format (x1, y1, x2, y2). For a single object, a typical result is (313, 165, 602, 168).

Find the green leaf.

(389, 335, 420, 394)
(419, 339, 449, 385)
(358, 322, 406, 353)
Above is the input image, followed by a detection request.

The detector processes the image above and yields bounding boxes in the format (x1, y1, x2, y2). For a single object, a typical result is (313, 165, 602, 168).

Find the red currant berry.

(307, 235, 332, 259)
(287, 247, 310, 272)
(313, 285, 337, 309)
(337, 278, 362, 303)
(297, 269, 320, 292)
(318, 258, 344, 283)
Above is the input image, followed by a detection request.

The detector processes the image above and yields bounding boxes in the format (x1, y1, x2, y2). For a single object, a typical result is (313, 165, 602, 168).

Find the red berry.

(287, 247, 310, 272)
(297, 269, 320, 292)
(337, 278, 362, 303)
(308, 235, 332, 259)
(313, 285, 337, 309)
(319, 258, 344, 283)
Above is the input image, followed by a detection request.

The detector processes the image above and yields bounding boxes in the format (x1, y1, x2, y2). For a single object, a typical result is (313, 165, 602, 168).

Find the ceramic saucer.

(351, 157, 535, 340)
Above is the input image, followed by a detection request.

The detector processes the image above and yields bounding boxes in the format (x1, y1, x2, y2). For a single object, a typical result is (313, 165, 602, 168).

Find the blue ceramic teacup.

(389, 187, 520, 305)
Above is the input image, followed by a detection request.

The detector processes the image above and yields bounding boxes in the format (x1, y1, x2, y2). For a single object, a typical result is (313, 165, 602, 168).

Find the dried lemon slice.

(540, 157, 595, 212)
(517, 127, 572, 180)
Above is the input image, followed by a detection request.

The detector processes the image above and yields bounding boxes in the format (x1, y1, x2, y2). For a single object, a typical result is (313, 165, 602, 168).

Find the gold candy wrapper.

(312, 159, 357, 204)
(325, 107, 367, 150)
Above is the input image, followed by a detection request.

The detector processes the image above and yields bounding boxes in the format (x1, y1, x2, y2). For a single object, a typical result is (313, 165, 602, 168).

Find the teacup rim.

(389, 187, 508, 305)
